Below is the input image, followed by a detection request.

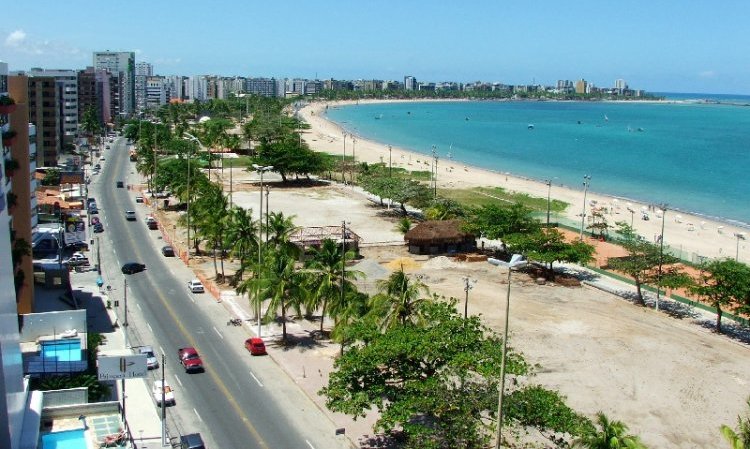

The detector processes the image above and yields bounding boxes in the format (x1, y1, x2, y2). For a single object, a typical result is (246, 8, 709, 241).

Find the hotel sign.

(97, 354, 148, 380)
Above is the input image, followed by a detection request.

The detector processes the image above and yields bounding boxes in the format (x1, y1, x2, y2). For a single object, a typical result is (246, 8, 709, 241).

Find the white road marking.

(136, 303, 142, 311)
(305, 440, 316, 449)
(159, 346, 165, 356)
(193, 408, 203, 422)
(146, 323, 153, 333)
(190, 294, 195, 303)
(249, 371, 263, 387)
(213, 326, 224, 340)
(174, 375, 183, 387)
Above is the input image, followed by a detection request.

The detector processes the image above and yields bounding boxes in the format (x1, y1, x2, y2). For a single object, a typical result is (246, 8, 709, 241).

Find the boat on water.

(527, 123, 535, 129)
(604, 114, 609, 121)
(375, 113, 383, 120)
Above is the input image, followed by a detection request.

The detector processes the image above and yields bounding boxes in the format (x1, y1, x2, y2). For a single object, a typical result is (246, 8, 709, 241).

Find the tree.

(304, 239, 362, 333)
(396, 217, 412, 235)
(41, 168, 61, 186)
(368, 268, 431, 330)
(573, 412, 647, 449)
(424, 197, 467, 220)
(463, 203, 540, 241)
(508, 228, 595, 280)
(80, 106, 102, 143)
(225, 206, 258, 284)
(721, 398, 750, 449)
(606, 223, 691, 306)
(321, 300, 529, 449)
(691, 259, 750, 333)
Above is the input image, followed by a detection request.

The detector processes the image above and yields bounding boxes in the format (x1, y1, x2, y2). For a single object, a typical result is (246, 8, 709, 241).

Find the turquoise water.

(327, 101, 750, 226)
(41, 429, 87, 449)
(41, 339, 82, 362)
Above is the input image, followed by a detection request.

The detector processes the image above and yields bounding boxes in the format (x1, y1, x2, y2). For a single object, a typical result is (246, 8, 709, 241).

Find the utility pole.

(123, 279, 129, 348)
(161, 353, 167, 447)
(229, 159, 233, 208)
(96, 237, 101, 275)
(579, 175, 591, 240)
(265, 186, 270, 243)
(342, 132, 347, 184)
(656, 204, 668, 311)
(341, 221, 346, 307)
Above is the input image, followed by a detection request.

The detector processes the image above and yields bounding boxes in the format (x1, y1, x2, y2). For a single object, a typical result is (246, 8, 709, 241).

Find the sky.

(3, 0, 750, 95)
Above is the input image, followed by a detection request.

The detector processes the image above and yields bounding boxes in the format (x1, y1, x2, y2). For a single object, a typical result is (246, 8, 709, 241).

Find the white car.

(125, 210, 136, 221)
(187, 279, 204, 293)
(153, 380, 175, 406)
(139, 346, 159, 369)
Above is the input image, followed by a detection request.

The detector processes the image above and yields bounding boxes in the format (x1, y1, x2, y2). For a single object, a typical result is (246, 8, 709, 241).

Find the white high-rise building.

(615, 79, 628, 92)
(404, 76, 417, 91)
(188, 76, 208, 101)
(135, 62, 153, 112)
(165, 75, 185, 102)
(146, 76, 168, 109)
(93, 51, 135, 116)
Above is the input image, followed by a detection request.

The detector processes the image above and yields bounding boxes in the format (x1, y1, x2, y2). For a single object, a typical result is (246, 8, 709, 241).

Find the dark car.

(88, 207, 99, 215)
(121, 262, 146, 274)
(116, 181, 124, 188)
(244, 337, 267, 356)
(161, 245, 175, 257)
(93, 223, 104, 233)
(179, 433, 206, 449)
(177, 347, 203, 373)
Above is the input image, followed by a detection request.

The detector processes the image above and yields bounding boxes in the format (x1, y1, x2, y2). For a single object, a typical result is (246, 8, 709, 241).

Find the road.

(93, 137, 350, 449)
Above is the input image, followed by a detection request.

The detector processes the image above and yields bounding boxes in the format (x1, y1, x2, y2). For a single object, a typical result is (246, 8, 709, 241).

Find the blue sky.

(3, 0, 750, 94)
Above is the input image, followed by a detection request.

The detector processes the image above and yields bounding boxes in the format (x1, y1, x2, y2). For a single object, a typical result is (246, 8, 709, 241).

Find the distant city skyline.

(3, 0, 750, 95)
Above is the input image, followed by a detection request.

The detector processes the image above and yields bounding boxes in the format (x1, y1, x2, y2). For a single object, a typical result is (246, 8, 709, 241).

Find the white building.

(188, 76, 208, 102)
(146, 76, 168, 109)
(165, 75, 185, 102)
(404, 76, 417, 91)
(93, 51, 135, 116)
(135, 62, 153, 112)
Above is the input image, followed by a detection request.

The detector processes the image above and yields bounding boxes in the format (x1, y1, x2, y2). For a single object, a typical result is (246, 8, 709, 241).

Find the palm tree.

(574, 412, 647, 449)
(304, 239, 362, 333)
(368, 268, 430, 330)
(225, 206, 258, 284)
(721, 398, 750, 449)
(266, 211, 298, 253)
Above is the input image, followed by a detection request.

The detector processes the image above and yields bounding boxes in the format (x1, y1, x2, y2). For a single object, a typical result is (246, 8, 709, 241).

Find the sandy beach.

(299, 100, 749, 265)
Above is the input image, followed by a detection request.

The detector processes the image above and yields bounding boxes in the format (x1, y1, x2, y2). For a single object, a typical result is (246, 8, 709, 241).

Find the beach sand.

(299, 100, 749, 264)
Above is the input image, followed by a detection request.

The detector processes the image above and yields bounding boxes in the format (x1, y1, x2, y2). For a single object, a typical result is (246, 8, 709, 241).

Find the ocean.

(327, 99, 750, 227)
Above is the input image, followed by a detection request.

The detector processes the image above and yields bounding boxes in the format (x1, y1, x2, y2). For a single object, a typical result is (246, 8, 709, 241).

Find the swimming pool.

(41, 339, 82, 362)
(41, 428, 87, 449)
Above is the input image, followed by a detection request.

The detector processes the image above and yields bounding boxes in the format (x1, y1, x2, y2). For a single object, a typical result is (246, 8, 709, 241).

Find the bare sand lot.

(186, 171, 749, 448)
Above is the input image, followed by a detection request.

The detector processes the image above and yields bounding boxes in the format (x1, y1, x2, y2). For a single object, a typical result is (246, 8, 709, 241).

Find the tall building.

(404, 76, 417, 91)
(575, 79, 589, 95)
(165, 75, 185, 102)
(0, 61, 28, 449)
(8, 74, 37, 313)
(27, 69, 78, 146)
(188, 76, 207, 102)
(77, 66, 117, 128)
(614, 79, 628, 93)
(93, 51, 135, 116)
(145, 76, 168, 109)
(26, 75, 60, 167)
(246, 77, 276, 97)
(135, 62, 153, 113)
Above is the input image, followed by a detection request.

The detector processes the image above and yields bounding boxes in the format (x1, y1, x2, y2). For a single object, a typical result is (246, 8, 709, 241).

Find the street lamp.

(487, 254, 527, 449)
(462, 276, 477, 319)
(655, 203, 668, 311)
(431, 145, 438, 198)
(351, 136, 356, 184)
(388, 145, 393, 177)
(342, 132, 348, 184)
(182, 133, 201, 262)
(579, 175, 591, 240)
(252, 164, 274, 337)
(626, 206, 635, 227)
(544, 179, 552, 227)
(735, 232, 747, 262)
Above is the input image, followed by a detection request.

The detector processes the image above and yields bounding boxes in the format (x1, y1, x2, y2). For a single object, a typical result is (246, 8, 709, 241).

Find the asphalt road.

(93, 137, 349, 449)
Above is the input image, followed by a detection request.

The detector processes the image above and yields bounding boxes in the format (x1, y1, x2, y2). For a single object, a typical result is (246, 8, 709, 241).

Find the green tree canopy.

(463, 203, 540, 241)
(508, 228, 595, 280)
(691, 259, 750, 333)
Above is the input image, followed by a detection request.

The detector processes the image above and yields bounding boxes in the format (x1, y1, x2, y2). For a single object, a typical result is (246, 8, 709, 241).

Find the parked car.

(86, 197, 97, 207)
(66, 252, 89, 266)
(121, 262, 146, 274)
(116, 181, 124, 188)
(125, 210, 136, 221)
(135, 195, 144, 203)
(244, 337, 267, 356)
(179, 433, 206, 449)
(93, 223, 104, 233)
(177, 347, 203, 373)
(187, 279, 204, 293)
(140, 346, 159, 369)
(153, 380, 175, 406)
(146, 216, 158, 230)
(161, 245, 175, 257)
(91, 216, 100, 225)
(88, 207, 99, 215)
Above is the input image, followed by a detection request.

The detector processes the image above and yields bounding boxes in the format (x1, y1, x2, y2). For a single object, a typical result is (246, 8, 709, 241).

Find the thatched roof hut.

(403, 220, 476, 255)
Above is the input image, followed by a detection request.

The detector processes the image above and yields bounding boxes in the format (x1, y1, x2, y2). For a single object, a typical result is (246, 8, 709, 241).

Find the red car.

(177, 347, 204, 372)
(244, 338, 266, 356)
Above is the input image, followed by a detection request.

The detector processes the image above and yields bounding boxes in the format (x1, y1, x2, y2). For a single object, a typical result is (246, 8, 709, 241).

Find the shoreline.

(299, 99, 749, 264)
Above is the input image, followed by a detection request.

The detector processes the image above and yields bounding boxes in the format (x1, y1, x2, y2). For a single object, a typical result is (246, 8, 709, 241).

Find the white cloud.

(698, 70, 716, 79)
(4, 29, 27, 47)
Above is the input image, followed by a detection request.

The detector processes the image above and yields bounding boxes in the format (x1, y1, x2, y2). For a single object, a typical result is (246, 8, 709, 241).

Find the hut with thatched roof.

(403, 219, 476, 255)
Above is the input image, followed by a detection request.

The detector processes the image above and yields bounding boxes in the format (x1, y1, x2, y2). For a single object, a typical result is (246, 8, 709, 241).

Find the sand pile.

(384, 257, 421, 271)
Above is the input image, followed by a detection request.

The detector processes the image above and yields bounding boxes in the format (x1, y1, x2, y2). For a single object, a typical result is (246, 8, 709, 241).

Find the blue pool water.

(41, 339, 82, 362)
(41, 428, 87, 449)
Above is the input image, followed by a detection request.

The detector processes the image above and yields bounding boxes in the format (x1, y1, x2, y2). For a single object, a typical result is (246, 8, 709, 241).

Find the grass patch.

(439, 186, 569, 212)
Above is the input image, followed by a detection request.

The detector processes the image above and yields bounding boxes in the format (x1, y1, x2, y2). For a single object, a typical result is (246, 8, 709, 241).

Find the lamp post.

(388, 145, 392, 177)
(627, 207, 635, 227)
(351, 136, 356, 184)
(579, 175, 591, 240)
(655, 203, 668, 311)
(735, 232, 747, 262)
(252, 164, 274, 337)
(487, 255, 527, 449)
(462, 276, 477, 319)
(342, 132, 348, 184)
(544, 179, 552, 227)
(431, 145, 438, 198)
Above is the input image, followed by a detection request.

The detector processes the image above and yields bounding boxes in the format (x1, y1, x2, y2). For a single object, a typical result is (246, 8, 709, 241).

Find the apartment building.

(77, 66, 118, 128)
(246, 77, 276, 97)
(135, 62, 153, 112)
(93, 51, 135, 116)
(26, 75, 60, 167)
(145, 76, 168, 109)
(404, 76, 417, 91)
(27, 69, 78, 146)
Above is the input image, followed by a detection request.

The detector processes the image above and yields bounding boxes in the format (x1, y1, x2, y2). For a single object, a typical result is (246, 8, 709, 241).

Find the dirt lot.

(152, 168, 750, 448)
